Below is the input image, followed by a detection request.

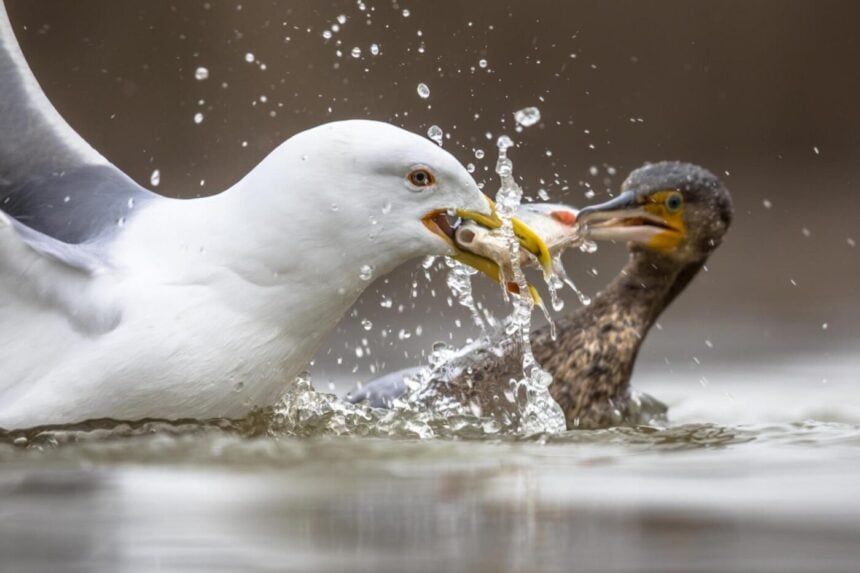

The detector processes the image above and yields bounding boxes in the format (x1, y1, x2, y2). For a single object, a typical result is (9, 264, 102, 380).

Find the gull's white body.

(0, 121, 488, 429)
(0, 4, 488, 428)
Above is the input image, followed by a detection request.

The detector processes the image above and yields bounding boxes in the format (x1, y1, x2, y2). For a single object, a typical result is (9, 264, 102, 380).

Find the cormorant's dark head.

(576, 162, 733, 263)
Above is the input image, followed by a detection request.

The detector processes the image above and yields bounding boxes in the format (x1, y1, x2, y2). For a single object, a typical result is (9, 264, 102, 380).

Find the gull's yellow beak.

(422, 196, 551, 302)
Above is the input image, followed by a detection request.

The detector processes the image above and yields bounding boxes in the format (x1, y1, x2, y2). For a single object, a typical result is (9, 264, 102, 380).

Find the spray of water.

(490, 136, 567, 434)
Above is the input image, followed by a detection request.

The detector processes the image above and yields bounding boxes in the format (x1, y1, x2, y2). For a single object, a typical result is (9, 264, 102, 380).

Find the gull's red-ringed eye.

(408, 168, 435, 187)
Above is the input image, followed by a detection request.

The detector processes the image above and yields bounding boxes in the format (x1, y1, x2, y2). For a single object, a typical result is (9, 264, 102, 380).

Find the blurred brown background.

(7, 0, 859, 389)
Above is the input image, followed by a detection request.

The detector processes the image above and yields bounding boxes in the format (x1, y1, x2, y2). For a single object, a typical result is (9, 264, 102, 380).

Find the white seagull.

(0, 5, 549, 429)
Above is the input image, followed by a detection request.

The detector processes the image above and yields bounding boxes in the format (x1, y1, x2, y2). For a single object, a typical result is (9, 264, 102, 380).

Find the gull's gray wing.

(0, 3, 160, 245)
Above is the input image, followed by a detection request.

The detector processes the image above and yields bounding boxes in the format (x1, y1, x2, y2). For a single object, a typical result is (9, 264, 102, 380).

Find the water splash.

(552, 254, 592, 306)
(427, 125, 444, 146)
(359, 264, 374, 281)
(444, 258, 486, 331)
(513, 106, 541, 128)
(491, 135, 566, 434)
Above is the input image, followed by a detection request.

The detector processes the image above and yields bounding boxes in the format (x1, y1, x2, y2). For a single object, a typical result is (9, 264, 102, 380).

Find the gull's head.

(244, 120, 549, 283)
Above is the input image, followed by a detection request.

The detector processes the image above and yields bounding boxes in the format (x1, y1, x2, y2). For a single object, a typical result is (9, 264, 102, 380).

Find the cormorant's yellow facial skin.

(641, 190, 687, 252)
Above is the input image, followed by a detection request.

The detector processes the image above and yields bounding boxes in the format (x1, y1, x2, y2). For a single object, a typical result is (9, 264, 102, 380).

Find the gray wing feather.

(0, 3, 159, 245)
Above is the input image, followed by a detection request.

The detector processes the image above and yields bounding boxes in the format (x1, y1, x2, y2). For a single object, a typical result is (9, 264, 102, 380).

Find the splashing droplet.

(149, 169, 161, 187)
(513, 106, 541, 127)
(416, 82, 430, 99)
(579, 240, 598, 254)
(427, 125, 444, 146)
(359, 264, 374, 281)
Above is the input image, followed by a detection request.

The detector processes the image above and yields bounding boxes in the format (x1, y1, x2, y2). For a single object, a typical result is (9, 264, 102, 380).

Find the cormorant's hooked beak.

(422, 196, 551, 300)
(577, 190, 684, 249)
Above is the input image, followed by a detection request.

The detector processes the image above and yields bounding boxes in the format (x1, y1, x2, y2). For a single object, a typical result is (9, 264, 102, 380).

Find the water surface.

(2, 351, 859, 572)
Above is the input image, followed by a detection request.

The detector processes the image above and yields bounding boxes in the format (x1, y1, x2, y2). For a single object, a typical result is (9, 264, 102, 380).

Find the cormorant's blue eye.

(666, 193, 683, 212)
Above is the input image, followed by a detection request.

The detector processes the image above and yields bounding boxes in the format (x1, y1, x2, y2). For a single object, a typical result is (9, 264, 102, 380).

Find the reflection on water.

(2, 353, 860, 572)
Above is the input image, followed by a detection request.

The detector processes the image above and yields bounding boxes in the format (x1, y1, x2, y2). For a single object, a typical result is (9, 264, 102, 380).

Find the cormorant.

(350, 162, 733, 429)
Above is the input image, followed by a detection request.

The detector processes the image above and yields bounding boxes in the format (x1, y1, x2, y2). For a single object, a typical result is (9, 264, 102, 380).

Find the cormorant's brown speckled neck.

(532, 248, 706, 428)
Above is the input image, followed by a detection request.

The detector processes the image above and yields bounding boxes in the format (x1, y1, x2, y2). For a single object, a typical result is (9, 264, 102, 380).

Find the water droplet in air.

(762, 198, 772, 209)
(370, 43, 380, 55)
(193, 112, 204, 124)
(416, 82, 430, 99)
(244, 52, 255, 63)
(427, 125, 444, 146)
(361, 318, 373, 331)
(478, 58, 488, 68)
(194, 66, 209, 81)
(351, 47, 361, 58)
(322, 30, 332, 40)
(496, 135, 514, 150)
(402, 8, 411, 17)
(150, 169, 161, 187)
(359, 264, 374, 281)
(579, 240, 598, 254)
(337, 14, 347, 24)
(474, 149, 485, 159)
(513, 106, 541, 127)
(431, 341, 448, 353)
